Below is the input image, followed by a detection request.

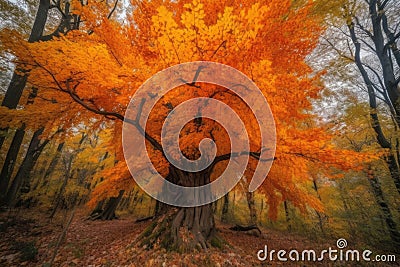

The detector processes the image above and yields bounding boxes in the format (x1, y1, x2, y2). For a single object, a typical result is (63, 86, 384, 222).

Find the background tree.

(316, 0, 400, 195)
(0, 0, 83, 207)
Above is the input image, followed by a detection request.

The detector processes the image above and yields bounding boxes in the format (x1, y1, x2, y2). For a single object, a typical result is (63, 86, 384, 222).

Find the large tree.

(0, 0, 372, 250)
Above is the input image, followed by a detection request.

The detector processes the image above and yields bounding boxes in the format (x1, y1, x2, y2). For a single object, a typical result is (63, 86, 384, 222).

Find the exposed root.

(135, 206, 221, 252)
(135, 216, 155, 223)
(229, 224, 265, 238)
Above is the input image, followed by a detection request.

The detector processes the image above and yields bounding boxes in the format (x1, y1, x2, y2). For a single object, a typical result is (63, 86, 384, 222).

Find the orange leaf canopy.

(0, 0, 375, 217)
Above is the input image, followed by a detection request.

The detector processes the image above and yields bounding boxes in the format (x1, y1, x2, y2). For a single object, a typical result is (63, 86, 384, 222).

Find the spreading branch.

(213, 150, 276, 166)
(179, 65, 207, 88)
(38, 63, 279, 173)
(37, 62, 164, 152)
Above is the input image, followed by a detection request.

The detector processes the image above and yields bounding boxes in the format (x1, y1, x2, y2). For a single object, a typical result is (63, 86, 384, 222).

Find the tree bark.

(154, 199, 169, 217)
(0, 125, 25, 204)
(100, 190, 124, 220)
(283, 200, 292, 232)
(5, 127, 48, 207)
(246, 191, 257, 226)
(49, 154, 73, 218)
(119, 190, 133, 210)
(367, 168, 400, 247)
(221, 192, 229, 223)
(138, 165, 217, 251)
(89, 190, 125, 220)
(385, 153, 400, 194)
(44, 142, 65, 181)
(32, 142, 65, 193)
(87, 199, 105, 220)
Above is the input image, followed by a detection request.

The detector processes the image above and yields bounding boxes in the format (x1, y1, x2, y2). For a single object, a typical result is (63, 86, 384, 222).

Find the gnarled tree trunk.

(138, 165, 217, 251)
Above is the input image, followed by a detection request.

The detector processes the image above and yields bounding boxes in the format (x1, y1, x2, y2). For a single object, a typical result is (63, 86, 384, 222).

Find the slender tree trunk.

(31, 142, 64, 193)
(0, 125, 25, 204)
(49, 154, 73, 218)
(30, 159, 48, 192)
(246, 191, 257, 226)
(92, 199, 105, 215)
(120, 190, 133, 210)
(5, 127, 48, 207)
(130, 190, 140, 213)
(367, 3, 400, 127)
(283, 200, 292, 232)
(367, 169, 400, 247)
(27, 0, 50, 42)
(221, 192, 229, 223)
(43, 142, 65, 181)
(385, 153, 400, 194)
(0, 82, 27, 150)
(312, 179, 326, 235)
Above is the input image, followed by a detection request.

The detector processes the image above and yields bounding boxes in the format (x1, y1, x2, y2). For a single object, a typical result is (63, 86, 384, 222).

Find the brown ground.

(0, 208, 397, 266)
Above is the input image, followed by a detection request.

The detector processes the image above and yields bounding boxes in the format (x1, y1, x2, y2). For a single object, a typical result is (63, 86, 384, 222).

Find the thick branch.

(179, 65, 206, 88)
(68, 91, 163, 152)
(369, 1, 400, 123)
(213, 150, 275, 166)
(348, 22, 391, 149)
(38, 62, 164, 152)
(41, 1, 80, 41)
(382, 12, 400, 68)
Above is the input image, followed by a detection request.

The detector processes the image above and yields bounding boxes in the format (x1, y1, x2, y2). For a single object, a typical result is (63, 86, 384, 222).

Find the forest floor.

(0, 208, 398, 267)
